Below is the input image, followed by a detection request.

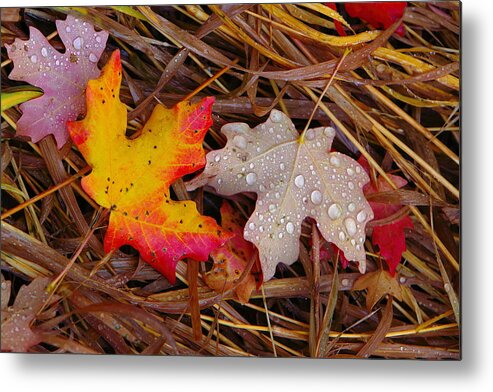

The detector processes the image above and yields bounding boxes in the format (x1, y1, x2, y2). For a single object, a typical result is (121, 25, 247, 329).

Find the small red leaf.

(372, 216, 414, 275)
(365, 174, 409, 220)
(356, 155, 414, 275)
(325, 3, 347, 36)
(345, 2, 407, 36)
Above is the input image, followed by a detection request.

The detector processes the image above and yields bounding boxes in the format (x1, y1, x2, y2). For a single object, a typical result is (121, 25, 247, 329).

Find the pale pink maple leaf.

(5, 15, 108, 148)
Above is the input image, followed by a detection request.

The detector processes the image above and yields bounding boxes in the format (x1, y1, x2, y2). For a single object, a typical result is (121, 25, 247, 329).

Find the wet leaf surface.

(5, 15, 108, 147)
(187, 110, 373, 280)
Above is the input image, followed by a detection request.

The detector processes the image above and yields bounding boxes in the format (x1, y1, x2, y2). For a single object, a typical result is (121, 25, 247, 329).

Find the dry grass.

(1, 3, 459, 358)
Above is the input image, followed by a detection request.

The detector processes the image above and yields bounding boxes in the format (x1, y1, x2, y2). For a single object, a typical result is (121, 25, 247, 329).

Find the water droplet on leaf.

(233, 135, 247, 149)
(324, 127, 335, 137)
(356, 210, 367, 223)
(344, 217, 357, 236)
(310, 190, 322, 205)
(305, 129, 315, 140)
(328, 203, 342, 220)
(294, 174, 305, 188)
(73, 36, 83, 50)
(246, 172, 257, 185)
(270, 110, 283, 123)
(330, 156, 340, 167)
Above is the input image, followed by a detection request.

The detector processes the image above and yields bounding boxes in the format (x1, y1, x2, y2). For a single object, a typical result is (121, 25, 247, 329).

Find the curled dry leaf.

(205, 201, 260, 304)
(1, 276, 58, 352)
(187, 110, 373, 281)
(5, 15, 108, 148)
(67, 50, 231, 283)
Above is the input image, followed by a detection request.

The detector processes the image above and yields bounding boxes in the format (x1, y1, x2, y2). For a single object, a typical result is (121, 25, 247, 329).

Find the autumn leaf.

(372, 217, 413, 274)
(5, 15, 108, 148)
(345, 2, 407, 36)
(187, 110, 373, 281)
(359, 156, 414, 275)
(326, 2, 407, 37)
(205, 201, 260, 304)
(1, 276, 58, 352)
(67, 50, 231, 283)
(365, 175, 408, 219)
(353, 269, 403, 310)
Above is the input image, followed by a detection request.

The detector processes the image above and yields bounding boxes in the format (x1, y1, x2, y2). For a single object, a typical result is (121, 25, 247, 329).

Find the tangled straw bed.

(1, 4, 459, 358)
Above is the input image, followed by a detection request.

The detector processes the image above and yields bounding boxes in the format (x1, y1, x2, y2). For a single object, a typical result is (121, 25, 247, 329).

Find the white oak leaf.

(187, 110, 374, 281)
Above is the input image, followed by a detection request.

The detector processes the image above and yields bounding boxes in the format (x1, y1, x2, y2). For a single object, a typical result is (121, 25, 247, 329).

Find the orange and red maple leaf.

(68, 50, 231, 283)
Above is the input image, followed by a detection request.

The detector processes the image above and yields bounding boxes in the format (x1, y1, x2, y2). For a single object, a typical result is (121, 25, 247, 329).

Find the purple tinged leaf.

(5, 15, 108, 148)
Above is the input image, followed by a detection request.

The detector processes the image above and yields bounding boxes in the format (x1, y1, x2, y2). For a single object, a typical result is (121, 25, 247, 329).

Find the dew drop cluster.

(188, 109, 374, 280)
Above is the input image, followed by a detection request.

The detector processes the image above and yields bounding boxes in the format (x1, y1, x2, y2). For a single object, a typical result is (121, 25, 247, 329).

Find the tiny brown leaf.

(353, 269, 403, 310)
